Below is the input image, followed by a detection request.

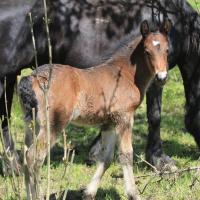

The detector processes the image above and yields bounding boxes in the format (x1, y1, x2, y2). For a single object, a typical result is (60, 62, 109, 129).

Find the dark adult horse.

(0, 0, 200, 172)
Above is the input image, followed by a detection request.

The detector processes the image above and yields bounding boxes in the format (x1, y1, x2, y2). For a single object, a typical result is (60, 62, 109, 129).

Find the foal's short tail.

(18, 76, 38, 122)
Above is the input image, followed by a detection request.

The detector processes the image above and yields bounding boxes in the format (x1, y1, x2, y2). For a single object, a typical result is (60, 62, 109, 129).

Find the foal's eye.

(144, 50, 151, 57)
(166, 49, 169, 54)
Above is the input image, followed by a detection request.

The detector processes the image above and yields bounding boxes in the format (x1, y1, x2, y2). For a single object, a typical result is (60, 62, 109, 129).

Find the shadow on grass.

(47, 113, 199, 169)
(49, 127, 147, 168)
(49, 187, 121, 200)
(163, 139, 199, 160)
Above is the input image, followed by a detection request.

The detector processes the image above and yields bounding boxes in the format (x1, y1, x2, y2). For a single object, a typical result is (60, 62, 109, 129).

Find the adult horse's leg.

(146, 80, 176, 171)
(0, 74, 21, 175)
(117, 117, 140, 200)
(84, 126, 117, 199)
(185, 109, 200, 148)
(183, 74, 200, 150)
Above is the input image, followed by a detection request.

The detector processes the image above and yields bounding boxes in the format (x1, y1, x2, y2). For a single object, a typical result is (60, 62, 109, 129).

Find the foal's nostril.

(156, 72, 168, 83)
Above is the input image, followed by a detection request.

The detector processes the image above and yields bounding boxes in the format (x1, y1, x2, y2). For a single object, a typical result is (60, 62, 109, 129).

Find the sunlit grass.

(0, 67, 199, 200)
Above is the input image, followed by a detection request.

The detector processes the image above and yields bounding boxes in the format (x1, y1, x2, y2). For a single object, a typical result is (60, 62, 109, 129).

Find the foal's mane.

(100, 22, 162, 64)
(105, 34, 142, 63)
(98, 32, 140, 64)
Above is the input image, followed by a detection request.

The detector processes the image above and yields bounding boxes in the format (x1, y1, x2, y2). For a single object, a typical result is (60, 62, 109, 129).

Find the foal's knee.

(119, 151, 133, 166)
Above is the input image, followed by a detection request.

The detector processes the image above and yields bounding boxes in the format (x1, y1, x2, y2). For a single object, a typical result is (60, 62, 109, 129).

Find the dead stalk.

(63, 130, 67, 162)
(133, 153, 200, 194)
(32, 108, 36, 164)
(134, 153, 159, 173)
(43, 0, 52, 66)
(4, 78, 11, 142)
(44, 90, 51, 200)
(29, 3, 53, 198)
(29, 0, 53, 198)
(28, 12, 38, 69)
(0, 119, 20, 199)
(2, 78, 21, 199)
(56, 130, 75, 199)
(43, 0, 53, 198)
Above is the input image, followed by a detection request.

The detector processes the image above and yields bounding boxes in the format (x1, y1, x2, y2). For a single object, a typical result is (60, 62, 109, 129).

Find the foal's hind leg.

(116, 117, 140, 200)
(25, 126, 57, 200)
(84, 126, 117, 199)
(87, 132, 102, 165)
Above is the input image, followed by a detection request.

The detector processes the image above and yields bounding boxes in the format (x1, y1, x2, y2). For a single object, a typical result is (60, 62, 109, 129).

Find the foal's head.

(140, 19, 172, 85)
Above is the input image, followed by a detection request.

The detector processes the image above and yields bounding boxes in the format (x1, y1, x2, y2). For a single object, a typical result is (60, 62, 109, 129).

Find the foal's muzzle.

(155, 71, 168, 85)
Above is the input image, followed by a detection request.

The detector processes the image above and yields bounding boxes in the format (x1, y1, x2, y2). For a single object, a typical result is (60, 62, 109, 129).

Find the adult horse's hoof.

(147, 153, 177, 172)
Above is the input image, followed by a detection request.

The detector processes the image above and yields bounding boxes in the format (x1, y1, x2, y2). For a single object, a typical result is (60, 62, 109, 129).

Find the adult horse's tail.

(18, 76, 38, 123)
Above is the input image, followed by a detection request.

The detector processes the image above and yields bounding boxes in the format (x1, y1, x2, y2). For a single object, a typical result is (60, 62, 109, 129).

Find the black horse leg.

(146, 81, 176, 171)
(0, 74, 21, 175)
(184, 98, 200, 151)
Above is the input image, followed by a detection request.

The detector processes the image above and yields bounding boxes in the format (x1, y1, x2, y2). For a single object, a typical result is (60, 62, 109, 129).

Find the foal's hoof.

(128, 194, 141, 200)
(82, 193, 94, 200)
(82, 195, 94, 200)
(81, 189, 95, 200)
(149, 153, 177, 172)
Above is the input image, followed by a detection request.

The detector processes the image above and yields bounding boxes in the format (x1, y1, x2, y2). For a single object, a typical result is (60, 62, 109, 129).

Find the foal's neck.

(133, 42, 154, 100)
(107, 37, 154, 100)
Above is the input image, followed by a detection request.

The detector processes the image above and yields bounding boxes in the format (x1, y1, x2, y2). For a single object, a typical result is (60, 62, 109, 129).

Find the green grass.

(188, 0, 200, 8)
(0, 67, 200, 200)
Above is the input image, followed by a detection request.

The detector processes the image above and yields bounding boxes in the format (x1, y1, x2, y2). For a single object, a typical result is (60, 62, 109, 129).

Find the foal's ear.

(160, 18, 172, 35)
(140, 20, 150, 38)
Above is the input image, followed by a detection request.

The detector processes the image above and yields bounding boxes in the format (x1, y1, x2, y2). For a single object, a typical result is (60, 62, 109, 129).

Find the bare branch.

(28, 13, 38, 69)
(134, 153, 159, 173)
(42, 0, 53, 199)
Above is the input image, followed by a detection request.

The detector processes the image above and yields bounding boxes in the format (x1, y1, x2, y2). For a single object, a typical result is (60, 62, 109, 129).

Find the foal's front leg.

(117, 118, 140, 200)
(84, 126, 117, 199)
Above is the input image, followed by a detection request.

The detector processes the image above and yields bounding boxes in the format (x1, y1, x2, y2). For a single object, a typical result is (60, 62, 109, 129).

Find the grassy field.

(1, 1, 200, 200)
(0, 66, 200, 200)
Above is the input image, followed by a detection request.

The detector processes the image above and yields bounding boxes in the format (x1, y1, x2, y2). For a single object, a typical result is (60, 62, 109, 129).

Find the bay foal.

(18, 20, 171, 200)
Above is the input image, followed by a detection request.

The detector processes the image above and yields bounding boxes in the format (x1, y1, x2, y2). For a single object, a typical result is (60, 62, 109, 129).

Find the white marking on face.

(157, 71, 167, 79)
(152, 40, 160, 46)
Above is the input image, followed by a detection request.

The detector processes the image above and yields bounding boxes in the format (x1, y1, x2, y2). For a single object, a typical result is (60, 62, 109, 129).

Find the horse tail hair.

(18, 76, 38, 122)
